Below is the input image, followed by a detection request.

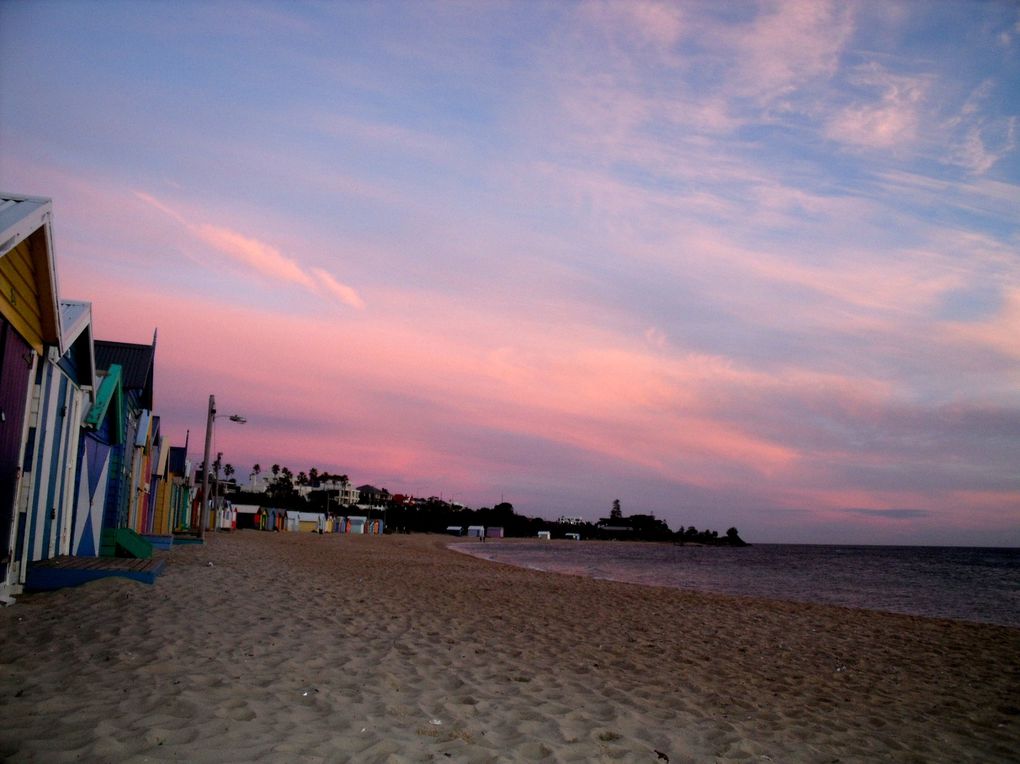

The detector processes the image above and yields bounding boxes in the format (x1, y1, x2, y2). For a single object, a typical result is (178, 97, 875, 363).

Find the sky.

(1, 1, 1018, 546)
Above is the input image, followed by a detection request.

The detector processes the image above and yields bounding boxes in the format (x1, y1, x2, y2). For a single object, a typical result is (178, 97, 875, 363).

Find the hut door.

(0, 321, 34, 568)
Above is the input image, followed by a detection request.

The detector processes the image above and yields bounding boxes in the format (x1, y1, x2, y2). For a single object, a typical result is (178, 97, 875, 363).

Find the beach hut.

(71, 364, 124, 557)
(446, 526, 464, 536)
(537, 531, 551, 539)
(346, 516, 368, 534)
(265, 507, 285, 531)
(1, 195, 63, 601)
(466, 525, 485, 538)
(485, 527, 504, 539)
(11, 299, 97, 585)
(286, 510, 323, 532)
(366, 519, 384, 535)
(565, 532, 581, 540)
(215, 502, 236, 530)
(165, 446, 192, 531)
(146, 424, 173, 536)
(233, 504, 260, 530)
(93, 336, 157, 533)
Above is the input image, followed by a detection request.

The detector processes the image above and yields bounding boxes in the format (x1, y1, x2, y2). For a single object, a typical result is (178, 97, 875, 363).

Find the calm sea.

(453, 541, 1020, 629)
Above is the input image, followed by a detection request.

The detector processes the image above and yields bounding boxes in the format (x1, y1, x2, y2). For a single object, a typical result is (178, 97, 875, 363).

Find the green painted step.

(99, 528, 154, 559)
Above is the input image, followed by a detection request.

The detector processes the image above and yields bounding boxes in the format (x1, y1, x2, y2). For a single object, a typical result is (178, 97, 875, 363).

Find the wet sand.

(1, 531, 1017, 762)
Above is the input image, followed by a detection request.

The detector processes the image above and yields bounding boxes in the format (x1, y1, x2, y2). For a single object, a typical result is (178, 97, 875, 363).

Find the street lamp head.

(229, 415, 247, 424)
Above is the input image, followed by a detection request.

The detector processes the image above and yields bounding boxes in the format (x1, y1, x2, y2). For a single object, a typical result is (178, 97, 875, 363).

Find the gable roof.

(58, 300, 96, 388)
(95, 336, 155, 408)
(0, 194, 60, 354)
(83, 364, 124, 444)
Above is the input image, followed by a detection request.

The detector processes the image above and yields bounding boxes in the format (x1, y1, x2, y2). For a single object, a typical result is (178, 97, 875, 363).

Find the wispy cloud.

(310, 266, 365, 309)
(825, 65, 926, 149)
(844, 508, 931, 520)
(194, 223, 316, 290)
(135, 191, 364, 309)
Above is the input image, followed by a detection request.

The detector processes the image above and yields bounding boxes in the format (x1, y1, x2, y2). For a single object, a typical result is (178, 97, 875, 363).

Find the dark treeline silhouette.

(224, 478, 748, 545)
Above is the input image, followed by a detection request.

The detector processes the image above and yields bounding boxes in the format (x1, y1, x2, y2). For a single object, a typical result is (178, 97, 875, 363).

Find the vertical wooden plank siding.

(0, 321, 36, 590)
(58, 388, 84, 557)
(14, 361, 85, 583)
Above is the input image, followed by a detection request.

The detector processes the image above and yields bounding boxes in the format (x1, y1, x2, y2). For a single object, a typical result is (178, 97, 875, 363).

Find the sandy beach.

(1, 532, 1017, 763)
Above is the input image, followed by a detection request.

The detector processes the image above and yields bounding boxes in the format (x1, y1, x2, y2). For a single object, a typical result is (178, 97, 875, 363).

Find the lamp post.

(198, 395, 246, 540)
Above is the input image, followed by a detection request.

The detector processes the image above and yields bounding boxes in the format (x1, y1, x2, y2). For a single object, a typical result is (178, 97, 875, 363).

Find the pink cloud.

(826, 74, 925, 149)
(943, 286, 1020, 364)
(134, 190, 365, 309)
(309, 267, 365, 310)
(580, 1, 685, 49)
(194, 223, 316, 290)
(725, 1, 853, 101)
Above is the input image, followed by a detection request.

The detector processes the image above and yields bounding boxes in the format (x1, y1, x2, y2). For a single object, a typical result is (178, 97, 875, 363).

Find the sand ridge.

(1, 531, 1017, 762)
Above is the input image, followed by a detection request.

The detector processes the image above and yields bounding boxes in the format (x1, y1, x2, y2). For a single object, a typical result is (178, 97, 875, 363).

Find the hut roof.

(95, 338, 156, 408)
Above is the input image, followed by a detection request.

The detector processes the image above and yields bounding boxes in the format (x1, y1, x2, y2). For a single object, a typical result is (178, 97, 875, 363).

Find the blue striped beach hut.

(12, 300, 97, 584)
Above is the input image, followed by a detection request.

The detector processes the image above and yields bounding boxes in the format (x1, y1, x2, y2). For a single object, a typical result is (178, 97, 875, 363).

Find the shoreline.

(451, 537, 1020, 629)
(2, 531, 1018, 762)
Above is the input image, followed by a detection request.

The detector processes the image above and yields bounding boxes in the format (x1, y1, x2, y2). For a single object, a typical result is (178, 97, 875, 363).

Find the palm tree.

(297, 471, 308, 486)
(224, 464, 235, 482)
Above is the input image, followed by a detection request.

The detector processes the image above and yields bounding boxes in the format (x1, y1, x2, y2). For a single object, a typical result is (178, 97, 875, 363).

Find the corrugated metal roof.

(94, 339, 154, 396)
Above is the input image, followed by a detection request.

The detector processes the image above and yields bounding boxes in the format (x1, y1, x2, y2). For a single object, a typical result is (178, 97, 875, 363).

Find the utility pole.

(199, 395, 215, 540)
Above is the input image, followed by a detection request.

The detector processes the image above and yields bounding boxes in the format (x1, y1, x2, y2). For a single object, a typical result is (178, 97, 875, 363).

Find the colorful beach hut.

(0, 195, 62, 601)
(466, 525, 485, 538)
(72, 364, 124, 557)
(93, 337, 157, 533)
(263, 507, 286, 531)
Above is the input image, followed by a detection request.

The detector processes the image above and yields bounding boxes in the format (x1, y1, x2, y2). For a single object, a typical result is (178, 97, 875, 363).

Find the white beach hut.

(286, 511, 324, 532)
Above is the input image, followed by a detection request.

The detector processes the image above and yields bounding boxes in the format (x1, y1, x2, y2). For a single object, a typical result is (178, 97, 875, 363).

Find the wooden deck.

(25, 555, 166, 591)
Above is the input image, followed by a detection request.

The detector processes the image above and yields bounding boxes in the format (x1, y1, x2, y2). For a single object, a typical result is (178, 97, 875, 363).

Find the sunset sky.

(2, 1, 1017, 545)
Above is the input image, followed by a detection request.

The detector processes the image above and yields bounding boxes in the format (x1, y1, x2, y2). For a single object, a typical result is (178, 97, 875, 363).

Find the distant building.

(319, 479, 359, 506)
(357, 485, 389, 506)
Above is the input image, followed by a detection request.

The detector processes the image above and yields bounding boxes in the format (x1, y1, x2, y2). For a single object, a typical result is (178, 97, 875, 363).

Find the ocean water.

(454, 541, 1020, 628)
